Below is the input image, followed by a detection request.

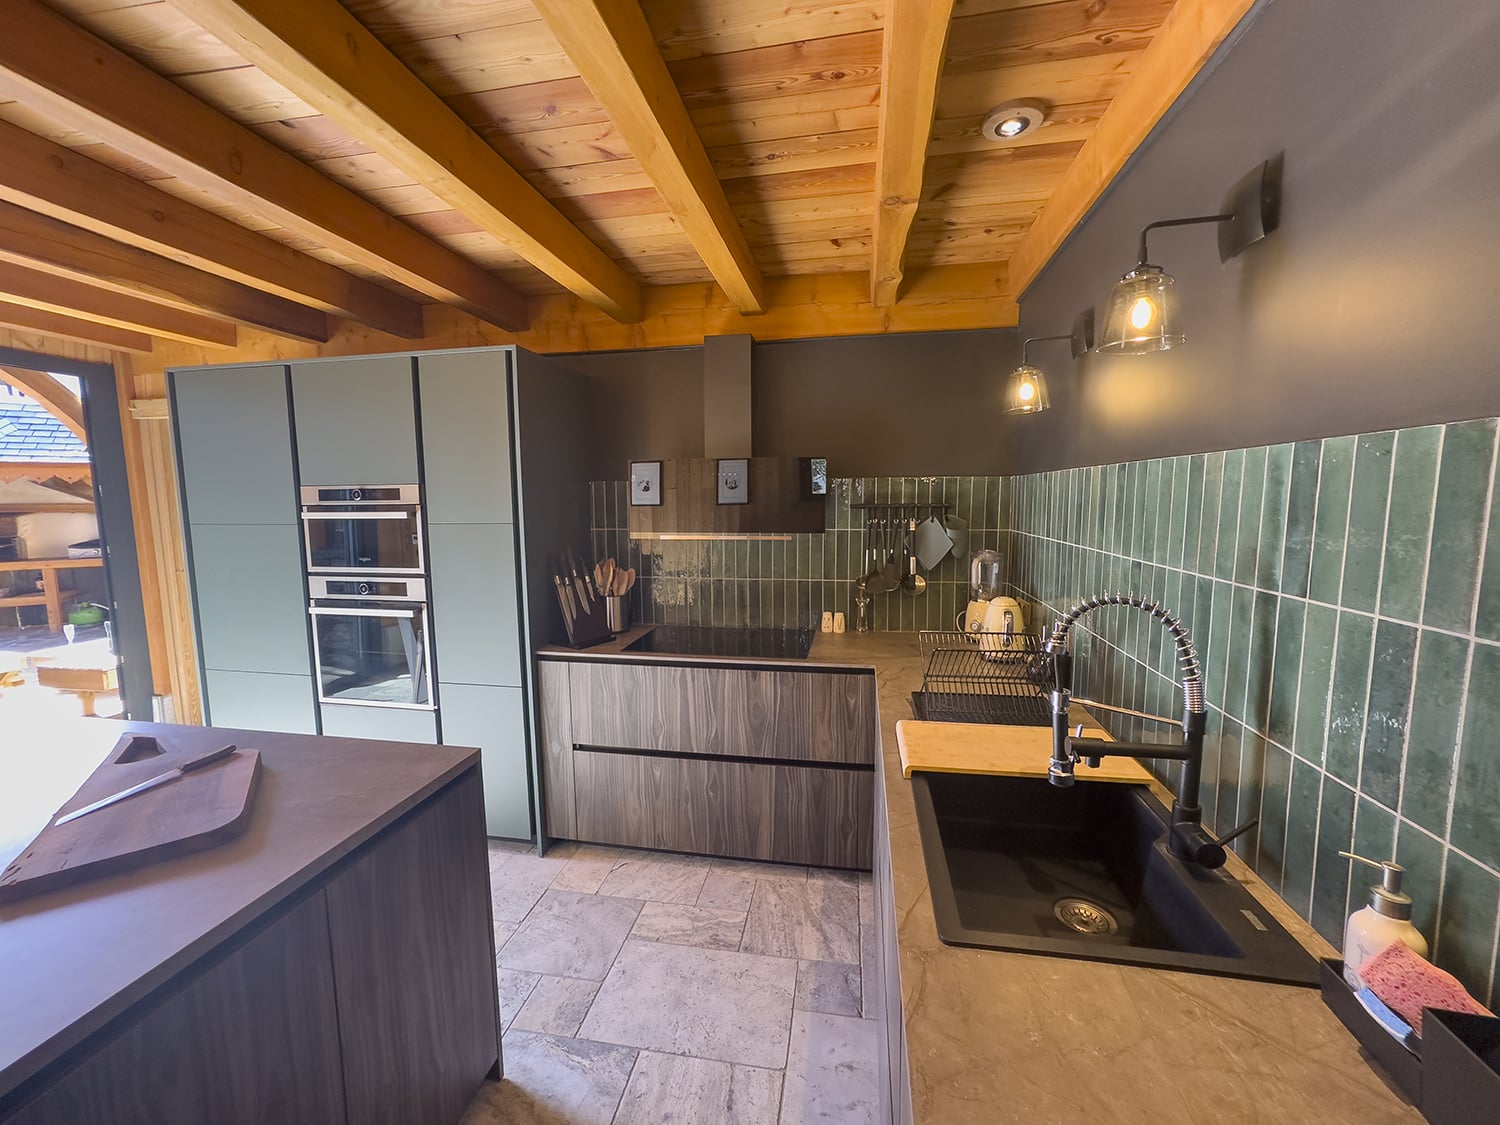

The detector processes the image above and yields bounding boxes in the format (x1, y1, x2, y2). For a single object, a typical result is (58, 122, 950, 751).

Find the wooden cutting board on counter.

(0, 733, 261, 904)
(896, 719, 1153, 784)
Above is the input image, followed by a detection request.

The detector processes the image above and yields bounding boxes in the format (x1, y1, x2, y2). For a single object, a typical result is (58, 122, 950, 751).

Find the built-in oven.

(308, 575, 433, 709)
(300, 485, 423, 575)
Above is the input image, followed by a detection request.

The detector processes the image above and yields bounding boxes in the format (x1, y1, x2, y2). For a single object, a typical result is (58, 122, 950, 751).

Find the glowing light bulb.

(1129, 296, 1156, 331)
(1018, 380, 1035, 402)
(997, 117, 1026, 138)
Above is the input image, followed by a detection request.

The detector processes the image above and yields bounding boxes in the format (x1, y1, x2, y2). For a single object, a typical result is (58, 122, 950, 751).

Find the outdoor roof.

(0, 399, 89, 464)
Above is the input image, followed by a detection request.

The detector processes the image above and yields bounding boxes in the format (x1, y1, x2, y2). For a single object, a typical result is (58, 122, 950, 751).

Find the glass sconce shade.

(1099, 265, 1185, 354)
(1004, 364, 1050, 414)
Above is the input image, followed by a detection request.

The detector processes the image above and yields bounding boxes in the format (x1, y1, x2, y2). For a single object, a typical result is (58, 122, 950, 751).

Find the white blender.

(961, 549, 1026, 649)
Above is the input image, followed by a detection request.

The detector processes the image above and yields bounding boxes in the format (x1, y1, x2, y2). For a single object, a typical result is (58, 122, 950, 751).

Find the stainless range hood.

(628, 335, 825, 539)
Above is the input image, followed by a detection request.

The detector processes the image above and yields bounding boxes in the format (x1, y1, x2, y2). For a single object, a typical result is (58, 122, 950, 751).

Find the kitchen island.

(802, 631, 1422, 1124)
(0, 720, 499, 1125)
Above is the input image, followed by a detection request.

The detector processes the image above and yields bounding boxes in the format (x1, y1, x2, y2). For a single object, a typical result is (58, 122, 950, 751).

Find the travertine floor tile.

(795, 960, 863, 1018)
(698, 870, 757, 911)
(495, 968, 540, 1033)
(631, 900, 747, 950)
(779, 1011, 880, 1125)
(742, 873, 860, 963)
(550, 845, 623, 894)
(579, 939, 797, 1069)
(859, 915, 879, 1021)
(498, 889, 642, 980)
(490, 844, 575, 923)
(597, 851, 711, 904)
(614, 1050, 783, 1125)
(460, 1031, 635, 1125)
(710, 857, 810, 887)
(511, 975, 600, 1037)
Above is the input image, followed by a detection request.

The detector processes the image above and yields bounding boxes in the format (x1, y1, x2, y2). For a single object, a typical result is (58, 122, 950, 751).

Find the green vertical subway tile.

(1257, 443, 1291, 591)
(1235, 446, 1267, 587)
(1281, 440, 1321, 599)
(1191, 576, 1214, 659)
(1360, 619, 1418, 809)
(1425, 418, 1498, 632)
(1215, 718, 1244, 838)
(1206, 580, 1234, 710)
(1311, 779, 1358, 945)
(1146, 459, 1158, 564)
(1435, 851, 1500, 1001)
(1325, 611, 1374, 786)
(1257, 745, 1293, 893)
(1401, 629, 1469, 837)
(1450, 642, 1500, 870)
(1309, 436, 1356, 605)
(1167, 455, 1188, 567)
(1183, 454, 1205, 570)
(1197, 452, 1224, 576)
(1352, 797, 1397, 870)
(1340, 432, 1395, 613)
(1223, 584, 1255, 722)
(1394, 823, 1446, 940)
(1267, 597, 1305, 747)
(1247, 591, 1279, 732)
(1132, 460, 1148, 559)
(1235, 733, 1267, 866)
(1282, 758, 1321, 917)
(1215, 450, 1243, 581)
(1476, 475, 1500, 641)
(1379, 425, 1441, 623)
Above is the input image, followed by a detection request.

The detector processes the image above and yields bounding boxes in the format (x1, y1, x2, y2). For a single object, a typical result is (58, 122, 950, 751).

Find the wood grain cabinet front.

(1, 769, 498, 1125)
(541, 660, 876, 868)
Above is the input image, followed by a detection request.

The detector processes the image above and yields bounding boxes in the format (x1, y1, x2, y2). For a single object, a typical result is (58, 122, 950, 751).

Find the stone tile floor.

(460, 840, 881, 1125)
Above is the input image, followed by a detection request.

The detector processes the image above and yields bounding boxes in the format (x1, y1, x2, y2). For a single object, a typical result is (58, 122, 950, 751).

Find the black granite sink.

(910, 772, 1320, 985)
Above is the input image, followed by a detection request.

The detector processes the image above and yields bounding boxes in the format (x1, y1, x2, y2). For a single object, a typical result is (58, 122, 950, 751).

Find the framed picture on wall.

(629, 460, 662, 506)
(716, 458, 749, 505)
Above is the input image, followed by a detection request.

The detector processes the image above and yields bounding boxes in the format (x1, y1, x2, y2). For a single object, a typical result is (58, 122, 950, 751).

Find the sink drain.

(1053, 897, 1119, 935)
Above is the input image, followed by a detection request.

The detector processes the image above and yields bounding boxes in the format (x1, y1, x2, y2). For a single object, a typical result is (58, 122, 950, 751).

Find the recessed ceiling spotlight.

(981, 100, 1047, 143)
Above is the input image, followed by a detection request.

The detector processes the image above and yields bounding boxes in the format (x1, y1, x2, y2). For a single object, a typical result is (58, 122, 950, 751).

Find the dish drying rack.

(909, 630, 1054, 726)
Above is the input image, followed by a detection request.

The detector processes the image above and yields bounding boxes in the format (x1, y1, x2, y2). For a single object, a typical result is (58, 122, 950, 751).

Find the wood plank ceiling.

(0, 0, 1252, 356)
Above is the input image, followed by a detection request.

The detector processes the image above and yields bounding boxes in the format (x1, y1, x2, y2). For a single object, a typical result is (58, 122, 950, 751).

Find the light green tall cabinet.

(419, 350, 531, 839)
(170, 364, 317, 734)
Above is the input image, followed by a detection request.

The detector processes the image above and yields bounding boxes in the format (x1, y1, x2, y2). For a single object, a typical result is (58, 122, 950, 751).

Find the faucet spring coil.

(1049, 592, 1205, 714)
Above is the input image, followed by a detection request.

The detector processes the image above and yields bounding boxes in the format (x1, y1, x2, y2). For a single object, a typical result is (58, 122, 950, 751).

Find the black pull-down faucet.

(1044, 592, 1229, 870)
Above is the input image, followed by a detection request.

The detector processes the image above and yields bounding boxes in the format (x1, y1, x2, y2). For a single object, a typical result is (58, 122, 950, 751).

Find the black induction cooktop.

(622, 625, 815, 660)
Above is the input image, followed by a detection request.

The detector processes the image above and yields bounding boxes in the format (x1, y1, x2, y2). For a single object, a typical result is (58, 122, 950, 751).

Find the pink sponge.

(1359, 940, 1492, 1036)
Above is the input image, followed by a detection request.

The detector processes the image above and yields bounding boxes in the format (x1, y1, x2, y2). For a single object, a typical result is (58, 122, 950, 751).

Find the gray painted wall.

(1011, 0, 1500, 473)
(561, 328, 1021, 480)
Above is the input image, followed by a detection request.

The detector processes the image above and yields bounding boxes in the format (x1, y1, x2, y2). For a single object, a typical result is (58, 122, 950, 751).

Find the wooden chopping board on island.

(897, 718, 1153, 784)
(0, 732, 261, 904)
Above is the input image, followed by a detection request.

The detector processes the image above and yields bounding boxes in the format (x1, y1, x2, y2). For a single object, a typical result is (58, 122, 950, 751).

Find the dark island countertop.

(0, 719, 477, 1100)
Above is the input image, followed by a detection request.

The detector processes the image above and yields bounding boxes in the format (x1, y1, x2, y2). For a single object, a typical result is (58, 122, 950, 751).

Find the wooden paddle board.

(897, 718, 1153, 784)
(0, 732, 261, 904)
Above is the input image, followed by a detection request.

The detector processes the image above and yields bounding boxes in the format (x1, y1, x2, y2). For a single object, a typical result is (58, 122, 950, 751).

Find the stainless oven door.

(309, 602, 433, 709)
(301, 507, 423, 574)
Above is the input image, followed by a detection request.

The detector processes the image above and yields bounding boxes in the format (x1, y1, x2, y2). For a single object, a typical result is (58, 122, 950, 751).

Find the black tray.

(1424, 1009, 1500, 1125)
(1319, 958, 1422, 1103)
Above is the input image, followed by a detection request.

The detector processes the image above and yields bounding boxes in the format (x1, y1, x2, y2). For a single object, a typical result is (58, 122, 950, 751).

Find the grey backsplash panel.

(1009, 419, 1500, 1006)
(589, 476, 1009, 634)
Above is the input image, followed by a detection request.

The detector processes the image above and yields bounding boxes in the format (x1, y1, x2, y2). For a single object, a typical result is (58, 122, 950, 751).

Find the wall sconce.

(1098, 160, 1281, 354)
(1004, 308, 1094, 415)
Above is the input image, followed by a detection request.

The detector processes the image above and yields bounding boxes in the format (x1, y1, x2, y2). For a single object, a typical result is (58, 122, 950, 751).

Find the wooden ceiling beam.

(871, 0, 956, 307)
(0, 262, 238, 348)
(0, 302, 152, 354)
(0, 118, 421, 340)
(0, 365, 86, 439)
(0, 0, 531, 331)
(167, 0, 642, 322)
(1007, 0, 1258, 296)
(0, 201, 331, 344)
(533, 0, 764, 314)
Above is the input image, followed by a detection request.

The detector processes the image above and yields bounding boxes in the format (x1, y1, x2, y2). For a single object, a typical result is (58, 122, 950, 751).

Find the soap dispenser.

(1339, 851, 1429, 990)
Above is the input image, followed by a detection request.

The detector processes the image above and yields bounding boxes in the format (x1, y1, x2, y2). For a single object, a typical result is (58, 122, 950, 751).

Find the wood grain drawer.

(573, 749, 872, 869)
(569, 663, 876, 765)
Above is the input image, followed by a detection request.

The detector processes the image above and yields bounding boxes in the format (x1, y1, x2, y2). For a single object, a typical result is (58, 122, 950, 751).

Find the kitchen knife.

(54, 744, 239, 826)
